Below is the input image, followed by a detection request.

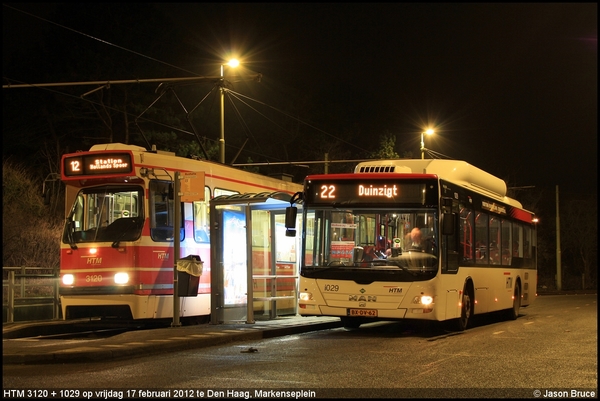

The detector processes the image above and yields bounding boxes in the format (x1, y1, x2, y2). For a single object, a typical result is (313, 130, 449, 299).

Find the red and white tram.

(59, 143, 302, 321)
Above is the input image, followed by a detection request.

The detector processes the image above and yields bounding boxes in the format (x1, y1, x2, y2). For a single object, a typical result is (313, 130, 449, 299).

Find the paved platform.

(2, 315, 343, 365)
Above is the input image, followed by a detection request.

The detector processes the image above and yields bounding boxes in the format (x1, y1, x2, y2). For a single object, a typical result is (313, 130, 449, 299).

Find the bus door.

(441, 198, 460, 274)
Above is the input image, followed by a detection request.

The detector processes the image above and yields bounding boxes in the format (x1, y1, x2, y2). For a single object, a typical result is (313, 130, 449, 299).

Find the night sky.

(3, 3, 597, 198)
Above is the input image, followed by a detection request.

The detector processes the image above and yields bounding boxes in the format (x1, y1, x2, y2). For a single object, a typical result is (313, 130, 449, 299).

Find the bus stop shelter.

(209, 192, 302, 324)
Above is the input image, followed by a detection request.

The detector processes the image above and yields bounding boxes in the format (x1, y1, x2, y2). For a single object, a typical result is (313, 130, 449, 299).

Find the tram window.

(150, 180, 184, 242)
(214, 188, 239, 197)
(64, 187, 142, 244)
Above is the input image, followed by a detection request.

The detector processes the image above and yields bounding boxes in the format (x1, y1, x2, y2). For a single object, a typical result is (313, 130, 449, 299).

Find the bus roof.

(354, 159, 522, 208)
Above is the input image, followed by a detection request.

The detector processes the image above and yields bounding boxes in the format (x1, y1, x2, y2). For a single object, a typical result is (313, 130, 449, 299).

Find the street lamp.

(220, 59, 240, 163)
(420, 129, 435, 159)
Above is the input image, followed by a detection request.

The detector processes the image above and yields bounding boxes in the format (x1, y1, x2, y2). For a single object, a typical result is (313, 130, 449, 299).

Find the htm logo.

(86, 257, 102, 264)
(388, 287, 402, 294)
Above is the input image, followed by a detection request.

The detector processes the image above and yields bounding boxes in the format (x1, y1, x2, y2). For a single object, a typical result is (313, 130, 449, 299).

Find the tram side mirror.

(285, 206, 297, 237)
(441, 212, 455, 236)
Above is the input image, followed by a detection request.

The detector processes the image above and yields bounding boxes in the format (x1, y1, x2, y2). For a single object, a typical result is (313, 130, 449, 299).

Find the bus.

(289, 159, 537, 330)
(59, 143, 302, 321)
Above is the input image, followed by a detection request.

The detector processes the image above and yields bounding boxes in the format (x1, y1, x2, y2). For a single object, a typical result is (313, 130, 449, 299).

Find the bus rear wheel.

(505, 284, 521, 320)
(453, 285, 473, 331)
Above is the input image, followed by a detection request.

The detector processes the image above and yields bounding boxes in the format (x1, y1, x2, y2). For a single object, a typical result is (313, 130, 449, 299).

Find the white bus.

(288, 159, 537, 330)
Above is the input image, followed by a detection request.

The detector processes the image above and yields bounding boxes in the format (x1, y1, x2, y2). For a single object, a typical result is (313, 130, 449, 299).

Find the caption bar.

(4, 389, 318, 399)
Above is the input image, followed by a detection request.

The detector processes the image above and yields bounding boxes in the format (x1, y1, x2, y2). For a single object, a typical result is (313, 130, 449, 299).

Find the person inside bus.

(409, 227, 424, 251)
(384, 240, 392, 257)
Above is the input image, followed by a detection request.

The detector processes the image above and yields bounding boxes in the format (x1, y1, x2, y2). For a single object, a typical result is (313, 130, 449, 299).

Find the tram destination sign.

(63, 152, 134, 178)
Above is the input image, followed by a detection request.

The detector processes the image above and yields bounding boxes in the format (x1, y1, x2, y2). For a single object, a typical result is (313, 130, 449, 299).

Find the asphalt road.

(3, 294, 597, 399)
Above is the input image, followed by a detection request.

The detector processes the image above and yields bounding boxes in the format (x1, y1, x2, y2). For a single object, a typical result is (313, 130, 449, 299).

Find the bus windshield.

(302, 208, 439, 281)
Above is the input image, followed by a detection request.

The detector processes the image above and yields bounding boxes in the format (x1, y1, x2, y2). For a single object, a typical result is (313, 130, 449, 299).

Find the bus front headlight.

(412, 295, 434, 305)
(299, 292, 313, 302)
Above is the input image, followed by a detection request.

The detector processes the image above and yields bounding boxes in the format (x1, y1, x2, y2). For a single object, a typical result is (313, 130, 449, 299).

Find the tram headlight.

(114, 272, 129, 284)
(62, 274, 74, 285)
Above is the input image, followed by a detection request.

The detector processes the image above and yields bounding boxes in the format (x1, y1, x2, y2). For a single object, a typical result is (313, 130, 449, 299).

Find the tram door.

(210, 194, 300, 324)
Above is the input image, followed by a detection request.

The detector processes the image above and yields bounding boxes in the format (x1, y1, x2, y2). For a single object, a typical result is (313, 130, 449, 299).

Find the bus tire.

(453, 284, 473, 331)
(340, 316, 362, 329)
(506, 284, 521, 320)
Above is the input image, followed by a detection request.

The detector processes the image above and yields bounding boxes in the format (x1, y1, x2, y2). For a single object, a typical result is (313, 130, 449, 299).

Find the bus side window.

(489, 241, 500, 264)
(501, 241, 511, 264)
(460, 207, 474, 263)
(475, 213, 489, 264)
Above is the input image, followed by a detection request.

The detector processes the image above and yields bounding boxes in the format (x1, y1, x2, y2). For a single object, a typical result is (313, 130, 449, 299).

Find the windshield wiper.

(111, 218, 143, 248)
(65, 218, 78, 250)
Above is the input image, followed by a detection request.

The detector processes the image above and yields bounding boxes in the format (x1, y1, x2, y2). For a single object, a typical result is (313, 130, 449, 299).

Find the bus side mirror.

(285, 206, 297, 237)
(442, 212, 455, 236)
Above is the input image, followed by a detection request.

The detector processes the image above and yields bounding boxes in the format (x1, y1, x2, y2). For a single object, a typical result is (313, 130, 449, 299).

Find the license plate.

(348, 308, 377, 317)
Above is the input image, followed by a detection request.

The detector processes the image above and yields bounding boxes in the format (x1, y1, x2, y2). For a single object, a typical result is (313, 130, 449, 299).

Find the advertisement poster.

(222, 209, 247, 305)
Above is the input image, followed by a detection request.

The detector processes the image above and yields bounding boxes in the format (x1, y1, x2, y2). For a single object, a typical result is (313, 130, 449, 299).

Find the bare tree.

(559, 194, 597, 290)
(2, 161, 62, 269)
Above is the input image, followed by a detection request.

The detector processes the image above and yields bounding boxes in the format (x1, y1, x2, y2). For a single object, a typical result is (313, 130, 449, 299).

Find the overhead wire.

(424, 148, 454, 159)
(3, 3, 363, 164)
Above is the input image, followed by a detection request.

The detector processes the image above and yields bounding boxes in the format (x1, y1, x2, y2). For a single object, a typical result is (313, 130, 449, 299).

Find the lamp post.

(420, 129, 435, 159)
(220, 59, 240, 164)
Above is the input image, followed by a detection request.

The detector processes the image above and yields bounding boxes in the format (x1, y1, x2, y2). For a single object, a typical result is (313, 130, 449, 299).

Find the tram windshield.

(62, 186, 143, 246)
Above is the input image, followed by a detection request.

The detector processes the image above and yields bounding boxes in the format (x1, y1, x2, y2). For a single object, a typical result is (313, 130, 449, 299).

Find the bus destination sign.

(63, 152, 134, 178)
(305, 179, 430, 205)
